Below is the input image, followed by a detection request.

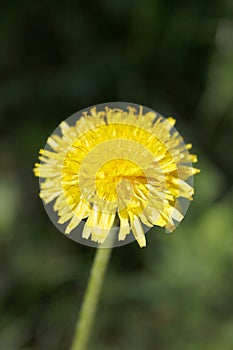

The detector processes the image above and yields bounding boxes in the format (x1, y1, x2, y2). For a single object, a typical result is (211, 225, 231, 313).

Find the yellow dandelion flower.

(34, 102, 200, 248)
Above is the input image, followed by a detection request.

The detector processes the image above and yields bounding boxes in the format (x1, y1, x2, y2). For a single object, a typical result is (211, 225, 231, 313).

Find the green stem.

(70, 246, 113, 350)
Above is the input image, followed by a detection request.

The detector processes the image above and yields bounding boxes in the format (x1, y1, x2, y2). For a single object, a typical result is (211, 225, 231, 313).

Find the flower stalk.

(70, 246, 112, 350)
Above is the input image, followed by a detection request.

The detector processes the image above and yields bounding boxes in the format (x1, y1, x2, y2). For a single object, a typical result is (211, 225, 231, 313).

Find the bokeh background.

(0, 1, 233, 350)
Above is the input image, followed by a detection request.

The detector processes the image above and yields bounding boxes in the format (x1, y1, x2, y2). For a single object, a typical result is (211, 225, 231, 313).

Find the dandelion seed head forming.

(34, 102, 200, 248)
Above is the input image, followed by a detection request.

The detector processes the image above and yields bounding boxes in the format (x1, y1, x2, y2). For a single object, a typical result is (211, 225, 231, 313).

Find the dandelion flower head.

(34, 103, 200, 248)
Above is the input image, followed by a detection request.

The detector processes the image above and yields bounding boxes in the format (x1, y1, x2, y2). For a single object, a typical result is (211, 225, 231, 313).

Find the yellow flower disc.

(34, 102, 200, 248)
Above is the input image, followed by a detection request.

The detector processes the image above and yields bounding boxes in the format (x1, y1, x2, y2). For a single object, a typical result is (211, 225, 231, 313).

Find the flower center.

(95, 158, 147, 209)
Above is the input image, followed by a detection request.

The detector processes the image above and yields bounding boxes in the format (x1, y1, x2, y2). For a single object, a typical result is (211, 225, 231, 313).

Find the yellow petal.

(65, 215, 81, 234)
(131, 216, 146, 248)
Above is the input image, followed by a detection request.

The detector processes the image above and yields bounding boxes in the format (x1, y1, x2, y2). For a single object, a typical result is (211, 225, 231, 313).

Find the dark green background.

(0, 1, 232, 349)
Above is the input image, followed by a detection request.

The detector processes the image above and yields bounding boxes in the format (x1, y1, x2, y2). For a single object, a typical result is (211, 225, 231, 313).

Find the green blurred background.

(0, 1, 233, 349)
